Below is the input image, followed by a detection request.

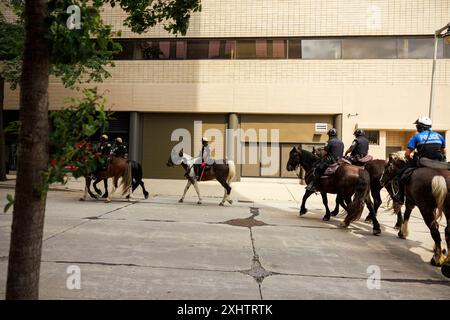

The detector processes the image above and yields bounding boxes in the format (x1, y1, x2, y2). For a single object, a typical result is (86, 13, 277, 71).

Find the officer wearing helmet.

(98, 134, 112, 156)
(194, 137, 214, 180)
(113, 137, 127, 158)
(392, 116, 446, 204)
(306, 128, 344, 192)
(345, 128, 369, 164)
(406, 116, 446, 161)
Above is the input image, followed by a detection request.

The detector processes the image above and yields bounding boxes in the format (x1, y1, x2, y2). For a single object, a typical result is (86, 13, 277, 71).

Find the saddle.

(323, 158, 352, 176)
(418, 157, 450, 170)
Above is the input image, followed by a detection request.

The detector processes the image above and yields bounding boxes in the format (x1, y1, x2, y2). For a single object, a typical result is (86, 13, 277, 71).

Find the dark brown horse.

(380, 152, 449, 266)
(82, 155, 132, 202)
(92, 160, 149, 200)
(314, 147, 403, 229)
(287, 146, 381, 234)
(166, 149, 236, 206)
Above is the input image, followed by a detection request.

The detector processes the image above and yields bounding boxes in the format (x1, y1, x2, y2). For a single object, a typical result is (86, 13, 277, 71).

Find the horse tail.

(345, 170, 370, 224)
(227, 160, 236, 183)
(431, 175, 447, 226)
(121, 161, 133, 196)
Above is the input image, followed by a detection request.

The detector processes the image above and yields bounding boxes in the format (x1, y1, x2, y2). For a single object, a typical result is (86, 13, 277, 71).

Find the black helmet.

(327, 128, 337, 136)
(353, 129, 365, 137)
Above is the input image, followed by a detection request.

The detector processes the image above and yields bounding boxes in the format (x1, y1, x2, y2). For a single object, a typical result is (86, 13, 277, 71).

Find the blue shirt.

(407, 130, 446, 150)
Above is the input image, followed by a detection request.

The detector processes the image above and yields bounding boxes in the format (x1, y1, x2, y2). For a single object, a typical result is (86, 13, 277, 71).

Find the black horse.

(92, 160, 149, 200)
(287, 146, 381, 235)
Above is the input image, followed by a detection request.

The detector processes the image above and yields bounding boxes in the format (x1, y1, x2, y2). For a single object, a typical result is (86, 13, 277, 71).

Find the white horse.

(167, 149, 236, 206)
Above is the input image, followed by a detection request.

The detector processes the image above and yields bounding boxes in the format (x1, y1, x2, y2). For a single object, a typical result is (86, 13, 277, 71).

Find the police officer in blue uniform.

(306, 128, 344, 192)
(345, 129, 369, 164)
(392, 116, 447, 204)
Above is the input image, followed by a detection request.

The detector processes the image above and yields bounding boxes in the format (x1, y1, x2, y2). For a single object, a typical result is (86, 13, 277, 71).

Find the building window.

(186, 40, 210, 59)
(398, 38, 435, 59)
(365, 130, 380, 145)
(236, 40, 256, 59)
(302, 39, 341, 59)
(288, 39, 301, 59)
(342, 38, 397, 59)
(115, 40, 135, 60)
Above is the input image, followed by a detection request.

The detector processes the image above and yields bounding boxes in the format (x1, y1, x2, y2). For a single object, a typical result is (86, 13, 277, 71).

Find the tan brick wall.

(103, 0, 450, 38)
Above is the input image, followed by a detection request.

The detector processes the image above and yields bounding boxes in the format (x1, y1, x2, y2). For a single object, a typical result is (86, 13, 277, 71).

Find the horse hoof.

(197, 201, 202, 205)
(105, 198, 111, 203)
(339, 222, 349, 229)
(394, 224, 401, 230)
(331, 211, 338, 217)
(219, 202, 225, 206)
(430, 256, 444, 267)
(299, 209, 307, 216)
(178, 199, 184, 203)
(144, 194, 149, 200)
(79, 198, 86, 201)
(441, 263, 450, 278)
(322, 216, 330, 222)
(364, 217, 373, 224)
(398, 232, 406, 239)
(373, 229, 382, 236)
(227, 199, 233, 205)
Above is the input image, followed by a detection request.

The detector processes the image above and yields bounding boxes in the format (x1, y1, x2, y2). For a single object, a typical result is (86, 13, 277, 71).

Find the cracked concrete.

(0, 184, 449, 299)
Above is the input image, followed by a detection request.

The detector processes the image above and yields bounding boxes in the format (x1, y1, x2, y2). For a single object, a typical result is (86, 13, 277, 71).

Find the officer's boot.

(306, 174, 320, 193)
(392, 179, 405, 205)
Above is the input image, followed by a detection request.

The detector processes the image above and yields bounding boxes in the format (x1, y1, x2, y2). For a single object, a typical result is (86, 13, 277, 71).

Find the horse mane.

(301, 148, 319, 165)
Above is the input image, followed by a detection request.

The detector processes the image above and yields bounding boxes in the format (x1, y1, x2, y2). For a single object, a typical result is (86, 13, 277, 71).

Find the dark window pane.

(224, 40, 236, 59)
(159, 41, 170, 59)
(302, 39, 341, 59)
(114, 40, 134, 60)
(236, 40, 256, 59)
(186, 40, 209, 59)
(342, 38, 397, 59)
(176, 41, 186, 59)
(365, 131, 380, 145)
(272, 39, 286, 58)
(208, 40, 221, 58)
(288, 39, 301, 59)
(141, 41, 162, 60)
(256, 40, 267, 58)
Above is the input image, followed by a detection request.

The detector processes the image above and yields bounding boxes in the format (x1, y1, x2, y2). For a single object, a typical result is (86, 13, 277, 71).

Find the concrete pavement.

(0, 176, 449, 299)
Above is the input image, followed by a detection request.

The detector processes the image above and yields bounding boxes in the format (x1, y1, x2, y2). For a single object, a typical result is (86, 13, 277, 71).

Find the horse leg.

(321, 192, 332, 221)
(93, 179, 103, 196)
(393, 202, 403, 230)
(217, 177, 232, 206)
(364, 195, 375, 224)
(179, 180, 192, 203)
(368, 195, 382, 236)
(140, 181, 149, 199)
(106, 177, 117, 203)
(331, 194, 340, 216)
(102, 179, 109, 199)
(193, 181, 202, 204)
(300, 190, 314, 215)
(420, 206, 445, 267)
(398, 202, 414, 239)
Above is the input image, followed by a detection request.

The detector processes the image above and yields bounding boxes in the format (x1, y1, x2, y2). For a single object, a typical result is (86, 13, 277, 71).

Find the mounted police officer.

(306, 128, 344, 192)
(113, 137, 127, 158)
(345, 129, 369, 164)
(194, 137, 214, 180)
(98, 134, 112, 157)
(392, 116, 447, 204)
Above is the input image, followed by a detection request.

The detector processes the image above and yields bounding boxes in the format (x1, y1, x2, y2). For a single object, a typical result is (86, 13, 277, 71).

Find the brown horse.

(166, 148, 236, 206)
(380, 152, 449, 266)
(314, 147, 403, 229)
(82, 155, 132, 202)
(287, 146, 380, 234)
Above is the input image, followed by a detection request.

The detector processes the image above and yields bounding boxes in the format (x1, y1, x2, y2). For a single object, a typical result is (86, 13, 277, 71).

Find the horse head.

(286, 146, 302, 172)
(380, 152, 407, 186)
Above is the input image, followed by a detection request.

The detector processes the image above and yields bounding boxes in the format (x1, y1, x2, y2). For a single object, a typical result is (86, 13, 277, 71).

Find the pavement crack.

(45, 202, 137, 242)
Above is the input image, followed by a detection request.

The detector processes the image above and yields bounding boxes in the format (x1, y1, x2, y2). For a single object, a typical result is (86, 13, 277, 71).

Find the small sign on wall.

(314, 123, 328, 134)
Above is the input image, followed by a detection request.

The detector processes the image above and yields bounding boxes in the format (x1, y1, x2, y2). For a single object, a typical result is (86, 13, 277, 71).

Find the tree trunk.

(0, 76, 6, 181)
(6, 0, 50, 300)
